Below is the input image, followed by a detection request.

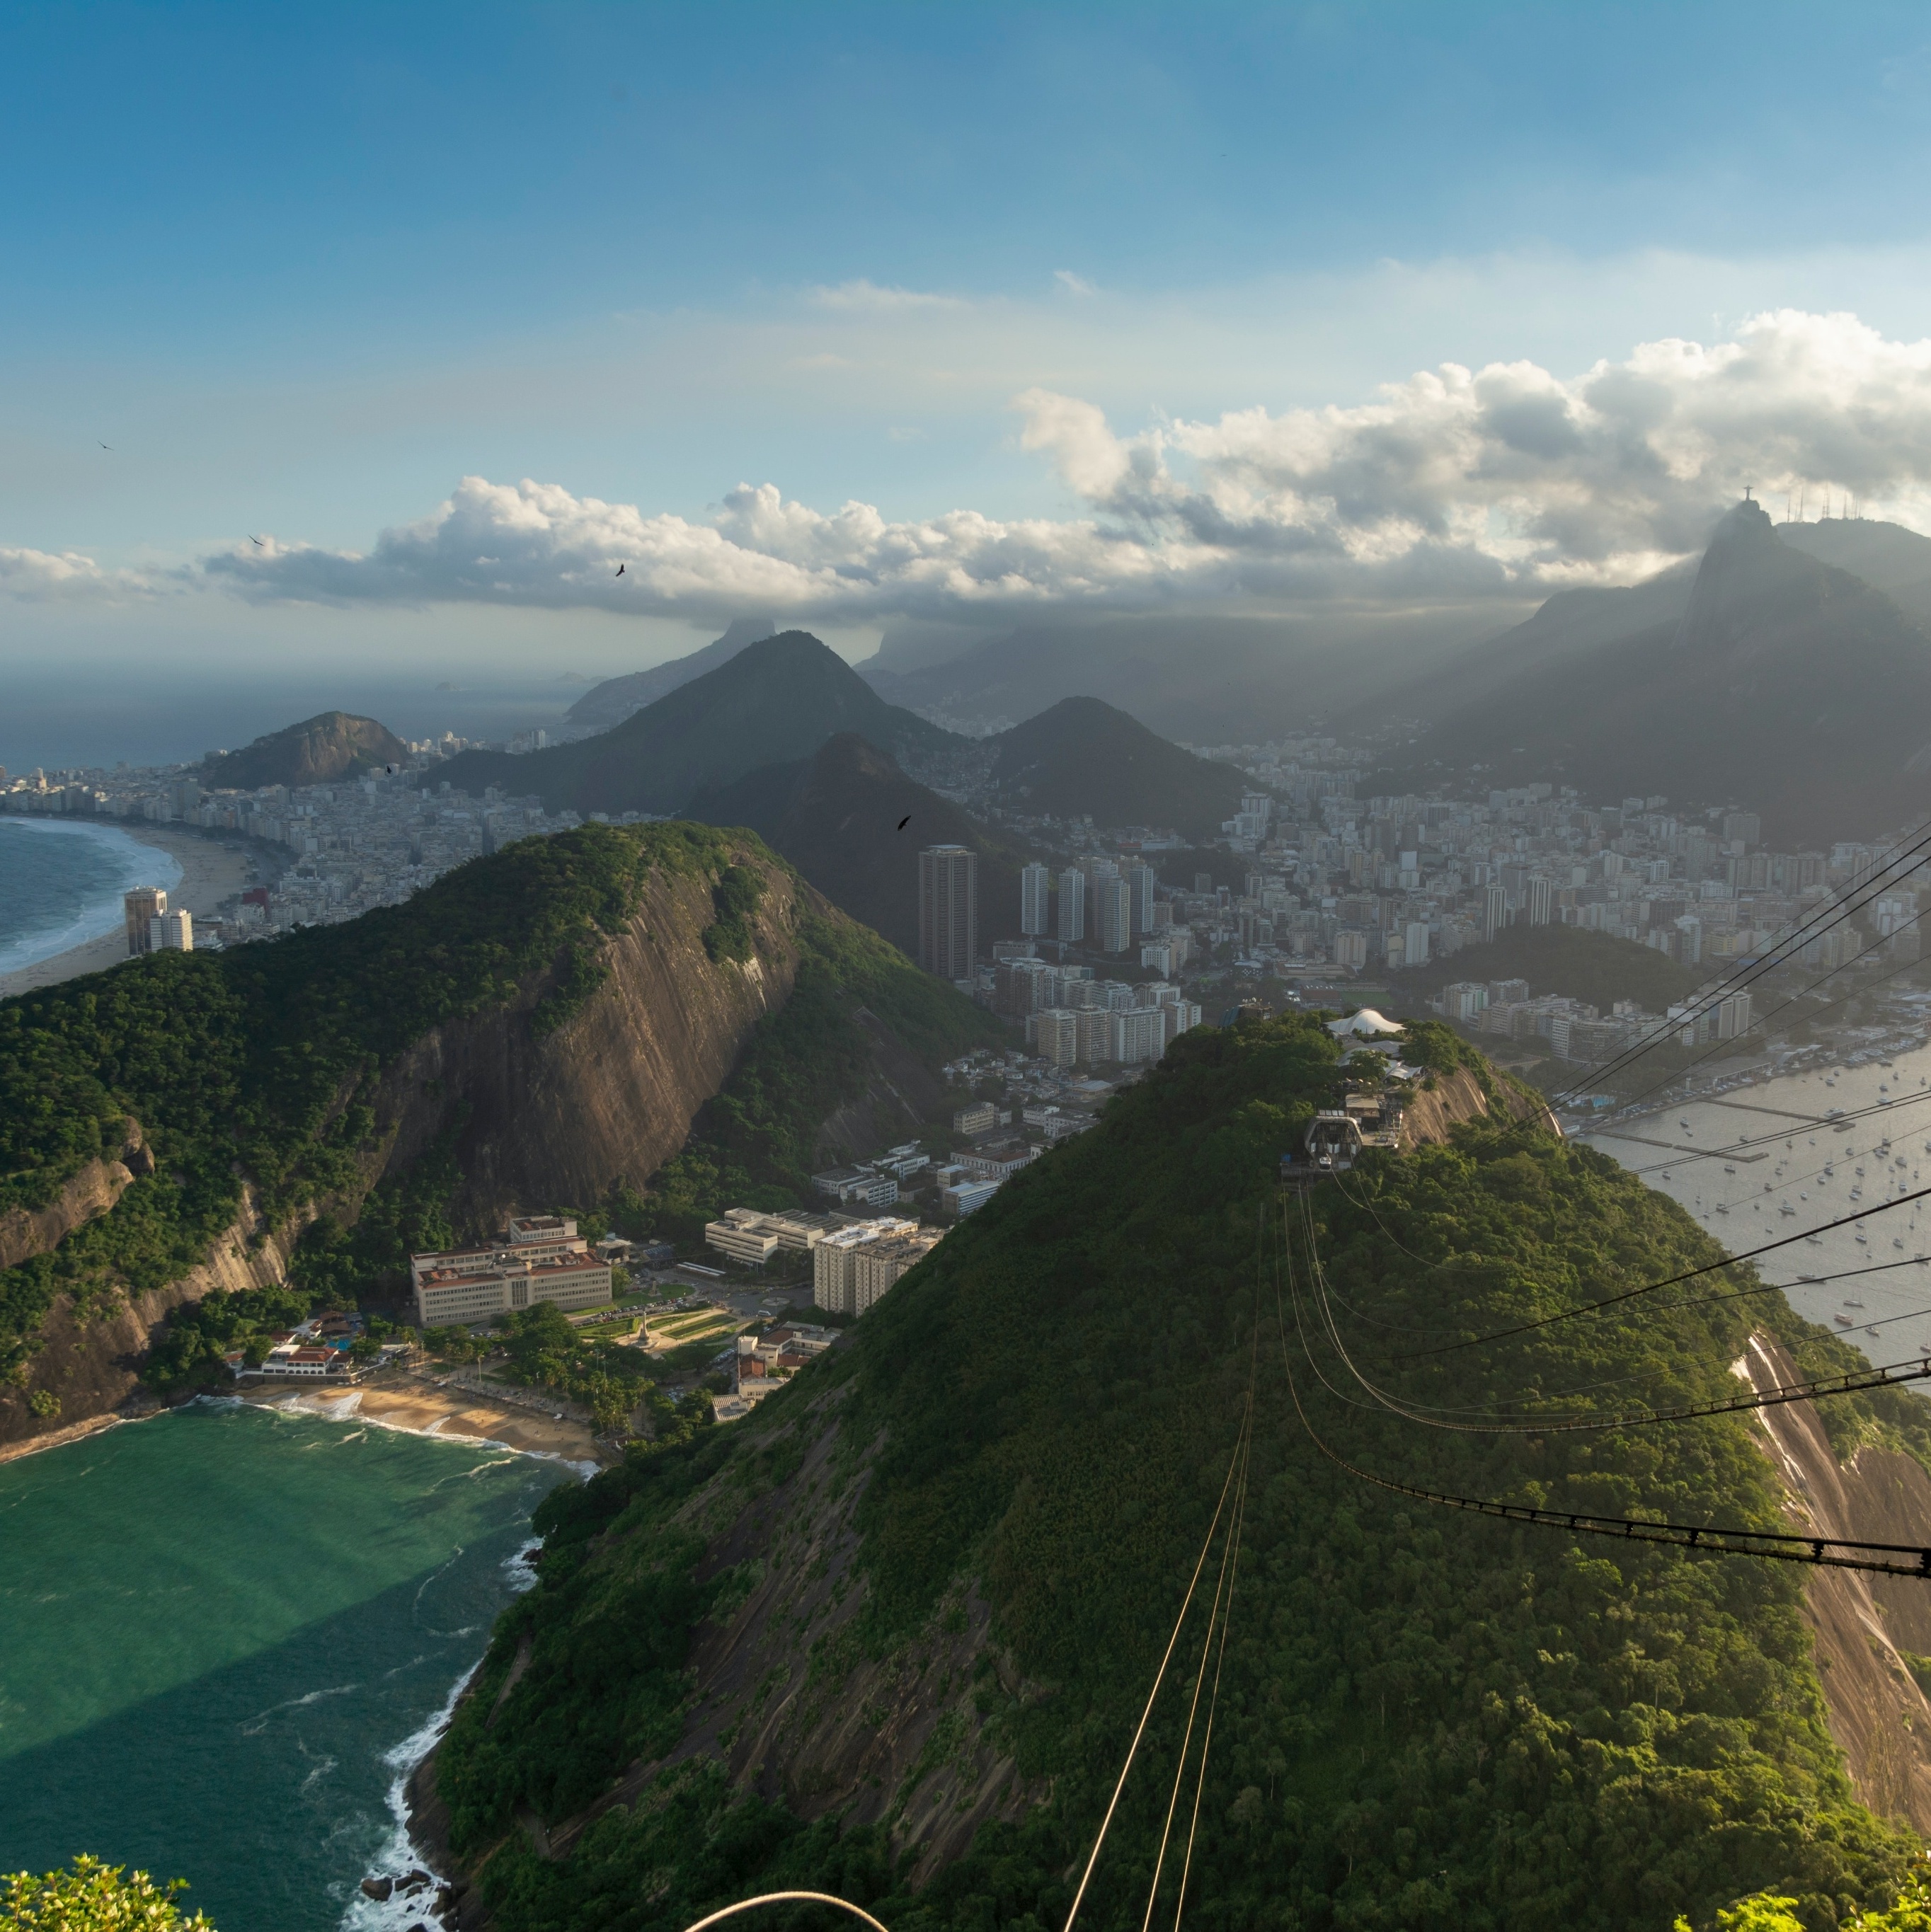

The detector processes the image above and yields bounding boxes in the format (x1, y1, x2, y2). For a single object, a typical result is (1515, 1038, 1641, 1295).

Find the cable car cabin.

(1280, 1091, 1404, 1186)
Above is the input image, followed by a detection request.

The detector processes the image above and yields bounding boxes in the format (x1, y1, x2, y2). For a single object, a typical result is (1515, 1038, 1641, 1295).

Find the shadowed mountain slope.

(563, 619, 777, 735)
(986, 696, 1247, 838)
(442, 633, 962, 818)
(692, 733, 1041, 957)
(200, 711, 407, 790)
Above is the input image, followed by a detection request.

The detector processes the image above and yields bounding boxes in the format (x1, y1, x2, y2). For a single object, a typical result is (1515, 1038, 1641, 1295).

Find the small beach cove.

(0, 1397, 574, 1932)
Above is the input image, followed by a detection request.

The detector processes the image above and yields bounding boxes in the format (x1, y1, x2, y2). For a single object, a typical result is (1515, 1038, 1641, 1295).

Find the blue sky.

(13, 0, 1931, 688)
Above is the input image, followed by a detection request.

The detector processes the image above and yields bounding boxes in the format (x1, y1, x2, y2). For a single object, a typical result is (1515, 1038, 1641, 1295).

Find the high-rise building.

(125, 887, 167, 956)
(1482, 884, 1508, 943)
(1525, 876, 1554, 926)
(1057, 867, 1087, 943)
(1033, 1008, 1081, 1067)
(1020, 863, 1051, 936)
(1096, 877, 1132, 953)
(150, 909, 194, 953)
(918, 845, 978, 982)
(1402, 919, 1431, 969)
(1125, 863, 1155, 933)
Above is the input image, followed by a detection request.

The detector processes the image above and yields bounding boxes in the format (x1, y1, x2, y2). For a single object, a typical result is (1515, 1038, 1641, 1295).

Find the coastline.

(0, 822, 270, 999)
(241, 1375, 612, 1468)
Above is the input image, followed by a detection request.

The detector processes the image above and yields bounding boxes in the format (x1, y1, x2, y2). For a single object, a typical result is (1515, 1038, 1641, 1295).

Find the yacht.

(1857, 1234, 1869, 1245)
(1835, 1313, 1855, 1327)
(1724, 1164, 1736, 1175)
(1847, 1299, 1866, 1308)
(1805, 1235, 1823, 1245)
(1780, 1202, 1797, 1216)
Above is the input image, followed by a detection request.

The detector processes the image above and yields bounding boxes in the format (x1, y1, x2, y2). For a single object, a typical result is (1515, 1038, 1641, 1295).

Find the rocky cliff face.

(1739, 1332, 1931, 1832)
(367, 852, 812, 1230)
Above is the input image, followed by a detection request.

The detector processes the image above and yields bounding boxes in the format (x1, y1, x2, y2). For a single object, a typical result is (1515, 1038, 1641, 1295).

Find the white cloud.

(1053, 269, 1099, 296)
(156, 309, 1931, 622)
(0, 546, 158, 601)
(1020, 307, 1931, 591)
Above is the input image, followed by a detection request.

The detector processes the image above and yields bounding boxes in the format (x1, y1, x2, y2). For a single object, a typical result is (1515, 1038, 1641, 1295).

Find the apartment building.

(411, 1217, 612, 1326)
(813, 1217, 941, 1316)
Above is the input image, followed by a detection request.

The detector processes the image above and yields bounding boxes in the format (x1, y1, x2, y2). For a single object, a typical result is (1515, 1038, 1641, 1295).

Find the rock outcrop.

(0, 1120, 150, 1270)
(1, 1183, 314, 1449)
(1738, 1332, 1931, 1832)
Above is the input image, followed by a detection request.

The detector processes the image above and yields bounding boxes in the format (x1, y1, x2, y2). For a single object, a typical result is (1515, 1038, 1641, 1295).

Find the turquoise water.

(0, 819, 181, 975)
(0, 1401, 571, 1929)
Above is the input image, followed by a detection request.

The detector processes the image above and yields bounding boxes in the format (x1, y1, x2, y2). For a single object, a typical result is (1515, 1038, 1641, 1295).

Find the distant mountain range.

(441, 633, 958, 818)
(200, 711, 407, 790)
(690, 732, 1040, 955)
(1376, 505, 1931, 841)
(856, 608, 1513, 742)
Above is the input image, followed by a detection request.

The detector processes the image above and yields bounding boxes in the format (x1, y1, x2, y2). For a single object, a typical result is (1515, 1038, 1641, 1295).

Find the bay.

(0, 1401, 570, 1931)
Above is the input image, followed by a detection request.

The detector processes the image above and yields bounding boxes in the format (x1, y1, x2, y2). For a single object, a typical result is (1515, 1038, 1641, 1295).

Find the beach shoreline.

(241, 1374, 612, 1468)
(0, 822, 275, 999)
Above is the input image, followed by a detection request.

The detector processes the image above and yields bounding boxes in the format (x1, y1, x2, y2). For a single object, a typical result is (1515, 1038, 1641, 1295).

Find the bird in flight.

(897, 816, 912, 831)
(98, 442, 113, 450)
(614, 563, 626, 577)
(248, 534, 265, 548)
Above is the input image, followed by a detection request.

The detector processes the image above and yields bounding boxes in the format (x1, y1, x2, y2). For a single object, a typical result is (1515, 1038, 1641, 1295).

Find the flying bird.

(98, 442, 113, 450)
(614, 563, 626, 577)
(897, 816, 912, 830)
(248, 534, 265, 547)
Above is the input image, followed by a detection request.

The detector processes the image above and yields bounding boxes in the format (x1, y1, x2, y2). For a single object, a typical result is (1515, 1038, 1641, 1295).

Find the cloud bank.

(50, 309, 1931, 620)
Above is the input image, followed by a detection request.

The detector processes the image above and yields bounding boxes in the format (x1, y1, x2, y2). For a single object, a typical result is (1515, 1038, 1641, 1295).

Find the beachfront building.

(410, 1217, 613, 1326)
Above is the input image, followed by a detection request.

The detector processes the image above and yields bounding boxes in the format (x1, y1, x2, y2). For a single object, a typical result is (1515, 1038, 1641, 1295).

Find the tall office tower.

(150, 909, 195, 953)
(918, 845, 978, 982)
(1096, 876, 1133, 953)
(1057, 867, 1087, 943)
(1125, 863, 1155, 933)
(1019, 862, 1051, 936)
(1526, 876, 1554, 927)
(124, 887, 167, 956)
(1482, 883, 1507, 943)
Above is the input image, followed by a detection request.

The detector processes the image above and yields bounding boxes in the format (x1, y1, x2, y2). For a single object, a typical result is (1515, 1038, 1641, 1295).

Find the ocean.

(0, 1401, 571, 1930)
(0, 818, 182, 977)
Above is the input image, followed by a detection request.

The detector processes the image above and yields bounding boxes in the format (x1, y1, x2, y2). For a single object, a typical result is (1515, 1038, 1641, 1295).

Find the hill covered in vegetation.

(423, 1014, 1929, 1932)
(441, 633, 960, 818)
(0, 821, 999, 1437)
(1394, 922, 1702, 1017)
(198, 710, 407, 789)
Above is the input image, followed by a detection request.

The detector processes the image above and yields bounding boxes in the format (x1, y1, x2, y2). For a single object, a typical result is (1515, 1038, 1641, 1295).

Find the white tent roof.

(1328, 1008, 1404, 1037)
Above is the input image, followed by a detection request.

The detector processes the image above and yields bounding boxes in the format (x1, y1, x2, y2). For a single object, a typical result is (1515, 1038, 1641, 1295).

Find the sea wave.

(336, 1660, 485, 1932)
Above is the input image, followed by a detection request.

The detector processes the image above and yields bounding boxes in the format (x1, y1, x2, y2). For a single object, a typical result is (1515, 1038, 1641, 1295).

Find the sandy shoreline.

(241, 1376, 611, 1466)
(0, 824, 273, 999)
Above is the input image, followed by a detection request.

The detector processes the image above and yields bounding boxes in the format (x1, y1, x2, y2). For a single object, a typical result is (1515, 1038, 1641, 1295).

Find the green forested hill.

(431, 1016, 1928, 1932)
(0, 822, 1000, 1399)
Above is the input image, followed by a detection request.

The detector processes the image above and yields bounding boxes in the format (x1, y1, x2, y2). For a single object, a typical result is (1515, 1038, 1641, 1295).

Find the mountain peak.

(1680, 495, 1823, 649)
